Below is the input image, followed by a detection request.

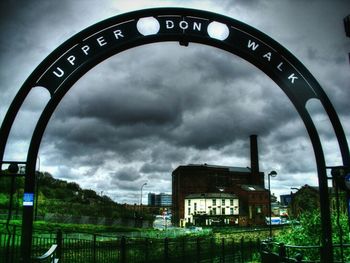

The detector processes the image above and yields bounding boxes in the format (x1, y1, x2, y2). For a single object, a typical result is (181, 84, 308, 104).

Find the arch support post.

(300, 109, 333, 263)
(20, 135, 39, 262)
(20, 169, 36, 262)
(318, 165, 333, 263)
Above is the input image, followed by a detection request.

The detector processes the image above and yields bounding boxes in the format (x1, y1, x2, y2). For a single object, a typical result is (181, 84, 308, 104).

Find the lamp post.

(290, 187, 299, 218)
(140, 182, 147, 206)
(139, 182, 147, 228)
(268, 170, 277, 239)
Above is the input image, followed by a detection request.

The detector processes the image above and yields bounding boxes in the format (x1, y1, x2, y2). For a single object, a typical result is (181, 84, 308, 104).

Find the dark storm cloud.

(112, 168, 141, 182)
(274, 139, 316, 174)
(43, 50, 294, 168)
(140, 163, 172, 174)
(38, 38, 311, 186)
(42, 43, 274, 156)
(218, 0, 264, 10)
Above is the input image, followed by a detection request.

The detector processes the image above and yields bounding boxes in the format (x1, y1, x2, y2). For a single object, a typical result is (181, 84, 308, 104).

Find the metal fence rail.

(0, 227, 261, 263)
(261, 240, 350, 263)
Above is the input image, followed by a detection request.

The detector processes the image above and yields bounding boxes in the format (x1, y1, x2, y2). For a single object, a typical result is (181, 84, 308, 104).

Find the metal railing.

(261, 240, 350, 263)
(0, 227, 261, 263)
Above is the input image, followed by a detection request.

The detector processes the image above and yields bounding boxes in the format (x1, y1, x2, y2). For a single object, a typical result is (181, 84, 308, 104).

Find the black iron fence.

(1, 225, 261, 263)
(4, 226, 350, 262)
(261, 240, 350, 263)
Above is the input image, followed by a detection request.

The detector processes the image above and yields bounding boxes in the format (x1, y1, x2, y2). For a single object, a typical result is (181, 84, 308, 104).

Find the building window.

(194, 203, 197, 211)
(222, 208, 225, 215)
(188, 208, 191, 215)
(230, 199, 233, 206)
(222, 199, 225, 206)
(188, 199, 191, 206)
(212, 199, 216, 206)
(230, 208, 234, 215)
(257, 206, 262, 213)
(213, 208, 216, 215)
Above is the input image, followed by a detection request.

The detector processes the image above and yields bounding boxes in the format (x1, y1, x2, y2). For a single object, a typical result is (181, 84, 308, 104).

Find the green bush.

(275, 210, 350, 261)
(0, 193, 9, 208)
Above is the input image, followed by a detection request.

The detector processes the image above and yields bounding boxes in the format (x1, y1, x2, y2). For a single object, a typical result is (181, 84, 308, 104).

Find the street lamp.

(140, 182, 147, 206)
(139, 182, 147, 228)
(268, 170, 277, 239)
(290, 187, 299, 218)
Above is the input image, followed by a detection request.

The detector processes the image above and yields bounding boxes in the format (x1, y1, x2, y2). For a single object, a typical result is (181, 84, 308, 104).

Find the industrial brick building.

(172, 135, 269, 226)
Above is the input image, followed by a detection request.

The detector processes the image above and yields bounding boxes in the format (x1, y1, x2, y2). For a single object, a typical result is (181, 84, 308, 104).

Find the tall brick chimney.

(250, 134, 260, 184)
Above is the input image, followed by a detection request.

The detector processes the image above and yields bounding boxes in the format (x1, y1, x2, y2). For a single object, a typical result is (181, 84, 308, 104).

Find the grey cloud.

(39, 41, 308, 177)
(218, 0, 264, 11)
(150, 143, 189, 164)
(111, 179, 144, 191)
(56, 166, 98, 181)
(112, 168, 141, 182)
(140, 163, 171, 174)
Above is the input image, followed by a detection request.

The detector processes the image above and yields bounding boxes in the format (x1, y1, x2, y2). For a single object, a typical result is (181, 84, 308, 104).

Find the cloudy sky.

(0, 0, 349, 204)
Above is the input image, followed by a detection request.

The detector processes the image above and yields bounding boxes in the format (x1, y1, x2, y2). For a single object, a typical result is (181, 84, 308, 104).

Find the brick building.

(290, 184, 348, 218)
(172, 135, 269, 226)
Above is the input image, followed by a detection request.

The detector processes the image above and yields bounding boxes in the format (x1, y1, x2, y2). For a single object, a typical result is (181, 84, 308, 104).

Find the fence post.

(56, 229, 62, 260)
(279, 243, 286, 261)
(164, 237, 169, 262)
(210, 237, 214, 263)
(5, 226, 13, 263)
(182, 237, 186, 262)
(256, 238, 261, 262)
(249, 239, 253, 261)
(240, 237, 244, 263)
(221, 238, 225, 263)
(93, 234, 97, 263)
(231, 238, 236, 262)
(10, 225, 17, 263)
(145, 238, 149, 262)
(120, 236, 126, 263)
(196, 237, 200, 263)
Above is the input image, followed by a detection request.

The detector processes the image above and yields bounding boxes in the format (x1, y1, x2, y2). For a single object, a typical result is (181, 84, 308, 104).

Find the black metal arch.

(0, 8, 348, 262)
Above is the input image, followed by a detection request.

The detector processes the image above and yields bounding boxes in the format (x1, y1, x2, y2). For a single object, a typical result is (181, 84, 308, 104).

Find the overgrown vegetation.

(0, 171, 154, 222)
(0, 220, 143, 234)
(275, 209, 350, 261)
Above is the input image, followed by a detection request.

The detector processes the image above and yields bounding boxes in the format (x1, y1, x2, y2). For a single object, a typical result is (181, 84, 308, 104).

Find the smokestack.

(250, 135, 259, 180)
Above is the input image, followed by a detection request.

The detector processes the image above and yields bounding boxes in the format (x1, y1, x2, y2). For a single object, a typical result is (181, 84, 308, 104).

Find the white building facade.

(183, 193, 239, 226)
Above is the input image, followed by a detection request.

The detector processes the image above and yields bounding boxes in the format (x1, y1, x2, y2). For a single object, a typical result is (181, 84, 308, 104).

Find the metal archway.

(0, 8, 348, 263)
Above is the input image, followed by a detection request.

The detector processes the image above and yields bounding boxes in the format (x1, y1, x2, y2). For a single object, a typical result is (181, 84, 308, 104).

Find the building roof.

(240, 185, 267, 192)
(185, 163, 252, 173)
(185, 193, 238, 199)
